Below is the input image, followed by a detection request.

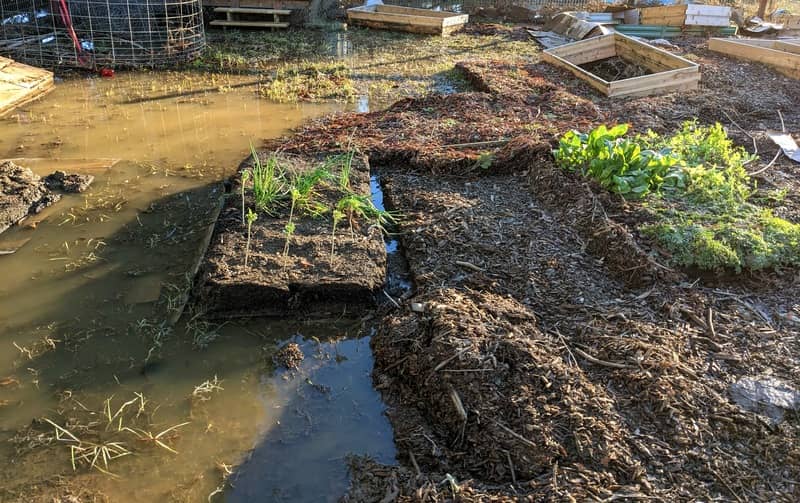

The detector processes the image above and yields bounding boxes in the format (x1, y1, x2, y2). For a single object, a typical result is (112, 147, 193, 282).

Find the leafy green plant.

(250, 144, 286, 215)
(554, 124, 683, 198)
(283, 166, 332, 257)
(336, 194, 396, 236)
(560, 122, 800, 273)
(245, 208, 257, 268)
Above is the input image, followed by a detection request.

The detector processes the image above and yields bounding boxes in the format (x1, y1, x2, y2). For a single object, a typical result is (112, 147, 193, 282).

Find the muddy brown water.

(0, 72, 396, 501)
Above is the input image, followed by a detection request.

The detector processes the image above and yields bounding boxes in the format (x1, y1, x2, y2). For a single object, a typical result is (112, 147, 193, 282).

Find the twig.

(492, 419, 538, 450)
(506, 450, 517, 485)
(748, 149, 782, 176)
(455, 260, 485, 272)
(706, 307, 717, 340)
(382, 290, 401, 309)
(442, 139, 510, 149)
(721, 110, 758, 157)
(573, 347, 634, 369)
(408, 450, 422, 478)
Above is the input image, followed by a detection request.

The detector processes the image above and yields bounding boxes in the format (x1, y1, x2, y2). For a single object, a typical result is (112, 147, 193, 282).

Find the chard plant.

(244, 208, 257, 268)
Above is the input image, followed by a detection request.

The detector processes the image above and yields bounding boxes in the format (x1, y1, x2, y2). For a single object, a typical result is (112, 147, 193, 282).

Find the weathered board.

(210, 7, 291, 28)
(542, 33, 700, 98)
(685, 5, 732, 27)
(346, 5, 468, 36)
(0, 57, 53, 116)
(639, 4, 731, 27)
(708, 38, 800, 80)
(202, 0, 309, 8)
(639, 5, 687, 27)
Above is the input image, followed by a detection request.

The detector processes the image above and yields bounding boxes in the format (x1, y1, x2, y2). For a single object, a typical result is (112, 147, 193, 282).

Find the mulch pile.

(261, 38, 800, 501)
(0, 161, 93, 236)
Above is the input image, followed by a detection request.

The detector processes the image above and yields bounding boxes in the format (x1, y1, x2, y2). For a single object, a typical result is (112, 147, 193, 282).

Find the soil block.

(194, 152, 386, 318)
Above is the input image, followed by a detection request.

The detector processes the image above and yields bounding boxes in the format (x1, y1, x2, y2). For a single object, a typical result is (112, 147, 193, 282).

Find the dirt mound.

(357, 166, 800, 501)
(266, 87, 603, 177)
(0, 161, 60, 235)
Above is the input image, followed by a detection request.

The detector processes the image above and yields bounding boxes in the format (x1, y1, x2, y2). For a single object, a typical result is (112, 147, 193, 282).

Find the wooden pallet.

(542, 33, 700, 98)
(0, 57, 53, 117)
(210, 7, 290, 28)
(708, 38, 800, 80)
(346, 5, 468, 36)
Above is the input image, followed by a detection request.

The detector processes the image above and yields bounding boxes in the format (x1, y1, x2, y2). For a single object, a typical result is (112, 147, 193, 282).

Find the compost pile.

(269, 38, 800, 501)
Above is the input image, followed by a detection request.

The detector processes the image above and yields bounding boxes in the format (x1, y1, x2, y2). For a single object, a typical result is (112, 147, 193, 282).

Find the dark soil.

(0, 161, 60, 235)
(43, 170, 94, 193)
(194, 153, 386, 319)
(579, 56, 651, 81)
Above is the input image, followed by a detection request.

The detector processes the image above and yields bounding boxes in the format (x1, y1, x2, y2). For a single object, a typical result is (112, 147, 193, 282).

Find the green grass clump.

(249, 145, 286, 215)
(261, 63, 357, 103)
(557, 121, 800, 273)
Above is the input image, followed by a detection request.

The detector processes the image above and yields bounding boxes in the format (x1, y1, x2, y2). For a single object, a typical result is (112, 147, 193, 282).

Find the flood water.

(0, 72, 396, 501)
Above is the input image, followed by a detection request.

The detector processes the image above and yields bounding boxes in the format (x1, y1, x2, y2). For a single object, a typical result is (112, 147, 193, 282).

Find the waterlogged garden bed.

(195, 151, 388, 318)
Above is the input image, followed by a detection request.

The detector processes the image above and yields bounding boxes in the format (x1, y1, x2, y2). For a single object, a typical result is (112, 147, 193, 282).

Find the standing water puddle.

(0, 72, 396, 501)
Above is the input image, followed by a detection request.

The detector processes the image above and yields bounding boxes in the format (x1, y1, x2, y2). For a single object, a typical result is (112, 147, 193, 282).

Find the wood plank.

(204, 0, 308, 7)
(685, 15, 732, 27)
(375, 5, 455, 19)
(0, 58, 53, 117)
(608, 67, 699, 94)
(640, 5, 687, 27)
(214, 7, 290, 14)
(348, 10, 444, 27)
(210, 20, 290, 27)
(541, 52, 610, 95)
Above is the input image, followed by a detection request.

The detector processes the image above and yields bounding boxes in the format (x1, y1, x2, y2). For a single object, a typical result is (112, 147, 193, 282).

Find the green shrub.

(559, 122, 800, 273)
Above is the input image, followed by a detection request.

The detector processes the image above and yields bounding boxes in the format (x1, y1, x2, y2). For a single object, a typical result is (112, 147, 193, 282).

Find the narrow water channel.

(0, 72, 396, 501)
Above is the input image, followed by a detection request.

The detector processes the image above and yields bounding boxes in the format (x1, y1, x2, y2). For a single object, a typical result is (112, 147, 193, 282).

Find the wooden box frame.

(708, 38, 800, 80)
(542, 33, 700, 98)
(346, 5, 468, 36)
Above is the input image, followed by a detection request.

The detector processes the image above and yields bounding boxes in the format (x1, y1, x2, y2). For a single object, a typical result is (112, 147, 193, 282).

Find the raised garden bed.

(542, 33, 700, 98)
(194, 152, 387, 319)
(708, 38, 800, 80)
(346, 5, 468, 37)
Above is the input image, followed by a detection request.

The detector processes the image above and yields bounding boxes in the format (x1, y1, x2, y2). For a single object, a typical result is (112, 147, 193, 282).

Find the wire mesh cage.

(0, 0, 206, 69)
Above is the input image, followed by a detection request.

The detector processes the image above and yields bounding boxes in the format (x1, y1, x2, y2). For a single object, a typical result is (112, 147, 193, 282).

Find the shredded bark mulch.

(255, 37, 800, 501)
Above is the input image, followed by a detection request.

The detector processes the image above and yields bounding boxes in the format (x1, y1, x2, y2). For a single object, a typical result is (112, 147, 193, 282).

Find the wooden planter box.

(639, 5, 731, 27)
(542, 33, 700, 98)
(346, 5, 468, 36)
(709, 38, 800, 80)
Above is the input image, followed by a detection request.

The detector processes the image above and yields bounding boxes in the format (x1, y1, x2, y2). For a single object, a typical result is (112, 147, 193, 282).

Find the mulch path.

(260, 35, 800, 501)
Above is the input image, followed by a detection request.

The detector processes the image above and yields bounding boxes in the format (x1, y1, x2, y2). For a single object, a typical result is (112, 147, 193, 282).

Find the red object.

(100, 68, 115, 78)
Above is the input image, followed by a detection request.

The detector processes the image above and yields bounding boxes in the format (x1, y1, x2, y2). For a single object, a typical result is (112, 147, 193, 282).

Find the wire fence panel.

(0, 0, 205, 69)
